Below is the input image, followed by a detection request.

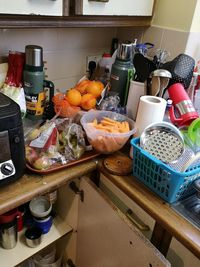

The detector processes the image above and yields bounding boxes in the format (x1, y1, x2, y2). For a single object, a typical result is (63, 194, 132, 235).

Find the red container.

(168, 83, 199, 126)
(0, 208, 23, 231)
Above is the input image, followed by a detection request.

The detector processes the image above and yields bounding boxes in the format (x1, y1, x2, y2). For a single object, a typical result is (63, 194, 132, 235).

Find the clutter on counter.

(0, 38, 200, 211)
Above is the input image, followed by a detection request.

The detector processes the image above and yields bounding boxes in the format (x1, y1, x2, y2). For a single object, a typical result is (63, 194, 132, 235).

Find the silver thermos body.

(0, 219, 18, 249)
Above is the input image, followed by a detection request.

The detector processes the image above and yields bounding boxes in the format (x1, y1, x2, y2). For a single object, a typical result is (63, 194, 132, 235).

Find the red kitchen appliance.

(168, 83, 199, 126)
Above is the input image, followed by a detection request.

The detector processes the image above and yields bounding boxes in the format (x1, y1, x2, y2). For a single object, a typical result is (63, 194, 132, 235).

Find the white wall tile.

(0, 28, 59, 54)
(43, 47, 107, 82)
(117, 27, 144, 44)
(53, 76, 83, 93)
(160, 29, 189, 59)
(57, 28, 117, 50)
(185, 32, 200, 62)
(142, 26, 164, 58)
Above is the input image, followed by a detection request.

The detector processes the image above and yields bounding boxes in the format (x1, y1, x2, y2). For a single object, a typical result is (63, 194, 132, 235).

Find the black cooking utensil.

(162, 53, 195, 89)
(133, 53, 156, 82)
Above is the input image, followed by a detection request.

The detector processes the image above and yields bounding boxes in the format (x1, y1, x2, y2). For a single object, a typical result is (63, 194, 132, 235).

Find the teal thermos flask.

(23, 45, 54, 120)
(110, 43, 134, 106)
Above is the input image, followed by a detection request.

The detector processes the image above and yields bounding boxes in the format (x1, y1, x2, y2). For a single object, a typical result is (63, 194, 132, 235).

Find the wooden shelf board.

(0, 15, 152, 28)
(0, 216, 72, 267)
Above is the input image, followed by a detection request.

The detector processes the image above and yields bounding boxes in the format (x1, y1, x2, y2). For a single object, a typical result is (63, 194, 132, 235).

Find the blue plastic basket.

(131, 138, 200, 203)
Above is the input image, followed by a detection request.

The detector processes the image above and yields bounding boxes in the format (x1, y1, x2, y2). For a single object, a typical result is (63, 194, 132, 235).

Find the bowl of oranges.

(52, 79, 104, 118)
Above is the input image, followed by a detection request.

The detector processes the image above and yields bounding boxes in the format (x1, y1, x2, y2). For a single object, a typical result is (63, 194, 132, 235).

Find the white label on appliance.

(0, 159, 16, 180)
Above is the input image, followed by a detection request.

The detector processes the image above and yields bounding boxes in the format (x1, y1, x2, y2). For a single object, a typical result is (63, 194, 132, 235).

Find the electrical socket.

(86, 55, 102, 72)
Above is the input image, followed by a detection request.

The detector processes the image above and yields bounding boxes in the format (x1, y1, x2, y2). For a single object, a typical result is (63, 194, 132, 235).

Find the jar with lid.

(163, 99, 173, 122)
(99, 53, 113, 73)
(95, 53, 113, 85)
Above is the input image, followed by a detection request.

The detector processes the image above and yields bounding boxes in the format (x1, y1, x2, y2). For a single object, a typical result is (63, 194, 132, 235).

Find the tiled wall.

(185, 31, 200, 61)
(0, 27, 118, 91)
(118, 26, 195, 61)
(1, 25, 198, 93)
(142, 26, 200, 62)
(0, 26, 150, 92)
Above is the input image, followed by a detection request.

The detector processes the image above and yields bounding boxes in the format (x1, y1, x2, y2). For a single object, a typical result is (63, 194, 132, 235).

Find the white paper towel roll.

(135, 96, 167, 136)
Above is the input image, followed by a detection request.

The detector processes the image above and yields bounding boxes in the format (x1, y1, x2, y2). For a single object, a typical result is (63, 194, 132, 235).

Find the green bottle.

(23, 45, 54, 120)
(110, 43, 134, 106)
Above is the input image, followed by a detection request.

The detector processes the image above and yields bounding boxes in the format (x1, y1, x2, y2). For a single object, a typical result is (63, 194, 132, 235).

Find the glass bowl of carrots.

(81, 110, 136, 154)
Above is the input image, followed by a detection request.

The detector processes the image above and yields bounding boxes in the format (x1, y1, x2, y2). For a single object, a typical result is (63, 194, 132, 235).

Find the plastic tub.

(33, 253, 62, 267)
(81, 110, 136, 154)
(33, 216, 52, 234)
(33, 245, 56, 264)
(29, 196, 52, 219)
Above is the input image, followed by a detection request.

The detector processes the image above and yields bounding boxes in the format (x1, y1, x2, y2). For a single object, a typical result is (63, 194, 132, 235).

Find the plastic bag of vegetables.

(25, 117, 88, 170)
(58, 122, 86, 161)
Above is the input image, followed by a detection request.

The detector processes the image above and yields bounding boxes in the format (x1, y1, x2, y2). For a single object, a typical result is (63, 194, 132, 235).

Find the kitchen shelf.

(0, 15, 152, 28)
(0, 216, 72, 267)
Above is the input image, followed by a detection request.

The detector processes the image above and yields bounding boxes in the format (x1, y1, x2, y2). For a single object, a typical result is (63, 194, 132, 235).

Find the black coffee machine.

(0, 93, 25, 186)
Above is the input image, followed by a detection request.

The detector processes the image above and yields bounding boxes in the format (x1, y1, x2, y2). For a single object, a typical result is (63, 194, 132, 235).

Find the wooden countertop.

(98, 161, 200, 259)
(0, 159, 97, 215)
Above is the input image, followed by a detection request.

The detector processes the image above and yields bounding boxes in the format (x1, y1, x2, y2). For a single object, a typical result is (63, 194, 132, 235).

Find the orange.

(52, 93, 65, 105)
(81, 93, 96, 110)
(86, 81, 104, 98)
(75, 80, 91, 95)
(66, 88, 82, 106)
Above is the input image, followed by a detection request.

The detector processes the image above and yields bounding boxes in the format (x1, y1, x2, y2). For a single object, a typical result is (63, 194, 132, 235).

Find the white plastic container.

(126, 80, 146, 120)
(99, 53, 113, 73)
(29, 196, 52, 219)
(81, 110, 136, 154)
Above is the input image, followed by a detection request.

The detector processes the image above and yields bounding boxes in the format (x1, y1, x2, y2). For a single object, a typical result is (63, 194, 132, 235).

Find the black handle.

(43, 80, 55, 120)
(43, 80, 54, 102)
(144, 42, 154, 50)
(69, 181, 84, 202)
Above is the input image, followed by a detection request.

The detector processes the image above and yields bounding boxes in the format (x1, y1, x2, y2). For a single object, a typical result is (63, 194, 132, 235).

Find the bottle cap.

(103, 53, 112, 58)
(167, 99, 173, 105)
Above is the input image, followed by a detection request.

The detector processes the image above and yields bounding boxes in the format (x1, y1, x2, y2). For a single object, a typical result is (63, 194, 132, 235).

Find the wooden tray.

(26, 150, 100, 174)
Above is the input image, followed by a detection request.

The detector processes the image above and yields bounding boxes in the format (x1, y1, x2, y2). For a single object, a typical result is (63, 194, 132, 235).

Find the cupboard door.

(0, 0, 63, 16)
(99, 173, 155, 240)
(167, 238, 200, 267)
(75, 0, 154, 16)
(76, 177, 170, 267)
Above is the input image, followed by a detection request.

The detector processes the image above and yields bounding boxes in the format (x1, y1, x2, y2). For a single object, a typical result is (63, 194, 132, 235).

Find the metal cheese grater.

(140, 124, 184, 164)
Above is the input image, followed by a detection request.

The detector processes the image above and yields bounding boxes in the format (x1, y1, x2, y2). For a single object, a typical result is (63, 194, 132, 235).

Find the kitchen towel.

(129, 95, 167, 159)
(135, 95, 167, 136)
(126, 80, 146, 120)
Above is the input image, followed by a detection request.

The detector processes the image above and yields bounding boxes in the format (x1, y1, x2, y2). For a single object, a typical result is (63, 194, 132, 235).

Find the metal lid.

(140, 122, 184, 164)
(25, 45, 43, 67)
(117, 43, 133, 61)
(151, 69, 172, 78)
